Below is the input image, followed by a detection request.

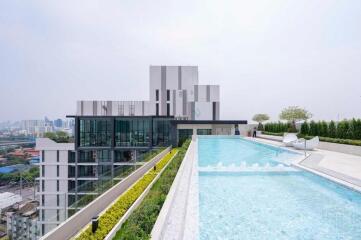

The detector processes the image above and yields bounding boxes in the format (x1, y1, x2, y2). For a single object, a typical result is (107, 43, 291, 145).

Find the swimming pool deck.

(152, 136, 361, 239)
(252, 135, 361, 192)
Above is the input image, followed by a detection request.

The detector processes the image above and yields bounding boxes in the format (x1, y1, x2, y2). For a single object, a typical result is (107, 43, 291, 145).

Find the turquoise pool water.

(198, 137, 361, 240)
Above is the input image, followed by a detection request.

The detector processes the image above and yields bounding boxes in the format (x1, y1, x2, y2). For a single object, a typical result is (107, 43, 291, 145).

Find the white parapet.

(151, 138, 198, 240)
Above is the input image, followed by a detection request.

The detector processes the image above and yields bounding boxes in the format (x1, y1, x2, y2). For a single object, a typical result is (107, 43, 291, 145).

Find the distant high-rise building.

(53, 119, 63, 128)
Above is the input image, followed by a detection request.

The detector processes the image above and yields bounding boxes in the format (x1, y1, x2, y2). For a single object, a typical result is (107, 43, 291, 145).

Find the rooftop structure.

(36, 65, 247, 238)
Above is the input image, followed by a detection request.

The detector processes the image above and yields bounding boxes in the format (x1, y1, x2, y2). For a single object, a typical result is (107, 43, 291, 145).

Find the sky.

(0, 0, 361, 122)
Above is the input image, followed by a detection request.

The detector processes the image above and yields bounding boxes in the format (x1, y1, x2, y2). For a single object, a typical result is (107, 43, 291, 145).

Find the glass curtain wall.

(115, 118, 151, 147)
(152, 118, 172, 147)
(79, 119, 111, 147)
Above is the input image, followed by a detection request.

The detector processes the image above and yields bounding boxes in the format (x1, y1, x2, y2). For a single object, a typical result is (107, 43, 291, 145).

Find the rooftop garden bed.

(75, 147, 179, 240)
(113, 139, 191, 240)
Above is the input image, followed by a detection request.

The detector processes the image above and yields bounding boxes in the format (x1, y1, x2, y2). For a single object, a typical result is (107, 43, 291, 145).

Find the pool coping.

(151, 137, 198, 240)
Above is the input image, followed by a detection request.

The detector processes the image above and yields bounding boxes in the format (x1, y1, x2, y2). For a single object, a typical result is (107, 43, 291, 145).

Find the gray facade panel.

(178, 66, 182, 90)
(80, 102, 83, 115)
(173, 90, 176, 116)
(161, 66, 167, 115)
(93, 101, 97, 116)
(191, 102, 195, 120)
(194, 85, 198, 102)
(206, 85, 210, 102)
(182, 90, 187, 116)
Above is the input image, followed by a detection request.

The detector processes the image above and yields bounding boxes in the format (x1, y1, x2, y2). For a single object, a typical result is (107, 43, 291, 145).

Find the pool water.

(198, 137, 361, 240)
(199, 137, 300, 167)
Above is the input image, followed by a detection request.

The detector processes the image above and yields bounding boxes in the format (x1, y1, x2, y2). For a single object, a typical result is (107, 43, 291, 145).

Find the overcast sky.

(1, 0, 360, 122)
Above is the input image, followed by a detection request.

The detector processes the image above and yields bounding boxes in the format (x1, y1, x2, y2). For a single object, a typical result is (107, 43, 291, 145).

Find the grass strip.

(75, 148, 178, 240)
(113, 139, 191, 240)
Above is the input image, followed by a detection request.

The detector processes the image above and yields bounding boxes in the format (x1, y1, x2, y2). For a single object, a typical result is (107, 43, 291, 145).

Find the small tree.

(328, 121, 336, 138)
(252, 114, 270, 131)
(300, 121, 309, 135)
(279, 106, 312, 131)
(309, 120, 318, 136)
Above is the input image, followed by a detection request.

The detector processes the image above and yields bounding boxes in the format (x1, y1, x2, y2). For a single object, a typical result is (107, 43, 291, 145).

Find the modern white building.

(36, 138, 74, 236)
(77, 66, 220, 120)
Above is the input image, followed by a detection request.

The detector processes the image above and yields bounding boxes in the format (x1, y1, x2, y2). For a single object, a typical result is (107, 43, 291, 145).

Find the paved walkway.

(250, 136, 361, 191)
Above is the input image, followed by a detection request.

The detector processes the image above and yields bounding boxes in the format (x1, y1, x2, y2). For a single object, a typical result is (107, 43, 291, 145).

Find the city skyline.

(1, 1, 361, 122)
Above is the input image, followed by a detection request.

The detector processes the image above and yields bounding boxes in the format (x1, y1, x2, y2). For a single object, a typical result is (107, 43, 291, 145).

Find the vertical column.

(178, 66, 182, 90)
(161, 66, 167, 115)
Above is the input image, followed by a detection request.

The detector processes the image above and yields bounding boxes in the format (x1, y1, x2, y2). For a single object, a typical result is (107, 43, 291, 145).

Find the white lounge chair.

(292, 136, 319, 150)
(282, 133, 298, 147)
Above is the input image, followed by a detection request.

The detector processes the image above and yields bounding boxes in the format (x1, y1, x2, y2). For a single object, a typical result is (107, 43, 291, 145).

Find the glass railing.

(36, 146, 167, 238)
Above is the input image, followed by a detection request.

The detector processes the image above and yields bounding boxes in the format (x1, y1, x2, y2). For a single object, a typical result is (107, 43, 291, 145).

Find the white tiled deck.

(252, 135, 361, 191)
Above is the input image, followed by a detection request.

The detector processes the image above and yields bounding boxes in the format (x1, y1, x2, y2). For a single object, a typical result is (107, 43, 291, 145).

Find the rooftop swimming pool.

(198, 136, 361, 240)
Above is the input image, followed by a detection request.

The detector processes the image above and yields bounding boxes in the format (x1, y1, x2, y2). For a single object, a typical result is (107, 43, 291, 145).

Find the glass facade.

(152, 118, 172, 147)
(178, 129, 193, 146)
(114, 150, 133, 163)
(197, 129, 212, 135)
(78, 151, 96, 163)
(79, 119, 111, 147)
(115, 118, 151, 147)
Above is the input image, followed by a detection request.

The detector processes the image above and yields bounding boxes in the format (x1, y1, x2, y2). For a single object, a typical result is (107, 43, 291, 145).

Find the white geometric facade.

(76, 66, 220, 120)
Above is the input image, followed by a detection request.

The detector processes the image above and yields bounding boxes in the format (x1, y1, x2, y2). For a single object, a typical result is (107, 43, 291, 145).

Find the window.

(57, 209, 60, 221)
(68, 151, 75, 163)
(42, 210, 45, 221)
(79, 119, 111, 147)
(115, 118, 151, 147)
(114, 150, 133, 163)
(42, 195, 45, 206)
(42, 165, 45, 177)
(167, 90, 170, 101)
(197, 129, 212, 135)
(155, 89, 159, 101)
(167, 103, 170, 116)
(98, 165, 112, 177)
(178, 129, 193, 146)
(42, 151, 45, 162)
(68, 195, 76, 206)
(57, 180, 59, 191)
(57, 150, 59, 162)
(68, 166, 75, 178)
(68, 181, 76, 192)
(78, 166, 96, 178)
(78, 150, 96, 163)
(156, 103, 159, 116)
(57, 195, 60, 206)
(57, 165, 59, 177)
(42, 180, 45, 192)
(152, 118, 172, 147)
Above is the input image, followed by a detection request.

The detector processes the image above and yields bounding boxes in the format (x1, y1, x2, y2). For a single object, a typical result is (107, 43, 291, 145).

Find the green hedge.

(261, 131, 284, 136)
(264, 122, 296, 133)
(300, 119, 361, 140)
(113, 139, 191, 240)
(75, 149, 179, 240)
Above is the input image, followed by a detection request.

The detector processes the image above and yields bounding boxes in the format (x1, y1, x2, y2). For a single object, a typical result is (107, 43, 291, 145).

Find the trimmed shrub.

(75, 149, 179, 240)
(328, 121, 336, 138)
(300, 121, 309, 135)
